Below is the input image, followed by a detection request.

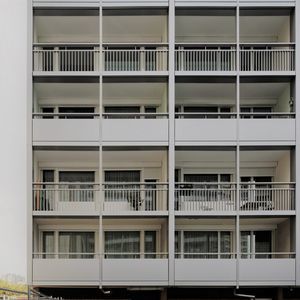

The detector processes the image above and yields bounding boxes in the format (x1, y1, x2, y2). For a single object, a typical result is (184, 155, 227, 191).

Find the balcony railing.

(103, 48, 168, 71)
(33, 47, 100, 72)
(33, 46, 168, 72)
(33, 252, 168, 259)
(103, 182, 168, 212)
(176, 252, 236, 259)
(175, 112, 237, 119)
(239, 112, 295, 119)
(239, 182, 295, 211)
(33, 182, 168, 213)
(240, 46, 295, 72)
(175, 182, 295, 212)
(175, 48, 236, 72)
(175, 182, 237, 212)
(33, 182, 98, 211)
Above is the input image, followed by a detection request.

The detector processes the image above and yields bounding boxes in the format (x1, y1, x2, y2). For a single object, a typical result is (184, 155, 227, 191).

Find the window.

(144, 231, 157, 258)
(241, 231, 272, 259)
(58, 107, 95, 119)
(240, 106, 272, 119)
(59, 171, 95, 202)
(105, 231, 140, 258)
(58, 232, 95, 259)
(176, 231, 231, 259)
(104, 106, 140, 119)
(42, 232, 55, 258)
(41, 107, 54, 119)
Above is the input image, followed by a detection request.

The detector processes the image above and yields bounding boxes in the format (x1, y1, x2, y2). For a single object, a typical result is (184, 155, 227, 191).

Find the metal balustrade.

(239, 182, 295, 211)
(103, 182, 168, 212)
(33, 48, 100, 72)
(175, 183, 236, 212)
(175, 182, 295, 212)
(33, 252, 168, 259)
(240, 46, 295, 72)
(33, 182, 168, 212)
(33, 183, 98, 212)
(103, 48, 168, 71)
(175, 48, 236, 71)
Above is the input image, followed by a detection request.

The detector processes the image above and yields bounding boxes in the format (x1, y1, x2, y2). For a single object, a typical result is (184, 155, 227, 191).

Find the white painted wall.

(0, 0, 27, 279)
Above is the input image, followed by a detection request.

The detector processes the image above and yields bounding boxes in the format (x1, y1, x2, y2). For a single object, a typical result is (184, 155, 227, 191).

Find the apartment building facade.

(27, 0, 300, 299)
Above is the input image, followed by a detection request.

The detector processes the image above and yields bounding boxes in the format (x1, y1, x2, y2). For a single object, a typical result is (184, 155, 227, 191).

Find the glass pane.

(58, 107, 94, 119)
(58, 232, 95, 259)
(105, 231, 140, 259)
(175, 231, 181, 258)
(184, 231, 218, 259)
(220, 232, 231, 258)
(145, 231, 156, 258)
(42, 232, 54, 259)
(255, 231, 272, 258)
(240, 231, 251, 258)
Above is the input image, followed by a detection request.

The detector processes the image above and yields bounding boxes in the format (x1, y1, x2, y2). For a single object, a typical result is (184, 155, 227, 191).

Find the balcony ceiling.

(103, 16, 167, 43)
(240, 16, 290, 42)
(176, 83, 235, 103)
(35, 150, 165, 163)
(240, 82, 289, 100)
(176, 150, 288, 163)
(35, 150, 99, 163)
(35, 83, 99, 100)
(34, 16, 99, 43)
(176, 16, 236, 43)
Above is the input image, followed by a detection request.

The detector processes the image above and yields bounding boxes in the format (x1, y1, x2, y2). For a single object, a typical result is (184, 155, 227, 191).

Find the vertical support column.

(27, 0, 33, 288)
(99, 0, 103, 289)
(295, 0, 300, 286)
(168, 0, 175, 286)
(235, 0, 240, 289)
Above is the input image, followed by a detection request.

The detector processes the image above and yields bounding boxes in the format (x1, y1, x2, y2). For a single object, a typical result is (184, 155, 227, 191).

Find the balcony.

(32, 46, 169, 75)
(33, 182, 168, 216)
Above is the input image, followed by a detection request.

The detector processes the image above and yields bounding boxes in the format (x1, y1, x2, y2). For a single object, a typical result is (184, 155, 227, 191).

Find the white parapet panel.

(102, 119, 169, 146)
(239, 119, 296, 146)
(175, 119, 237, 146)
(33, 259, 100, 285)
(33, 0, 100, 7)
(102, 259, 169, 285)
(32, 119, 100, 146)
(239, 259, 296, 286)
(174, 259, 237, 285)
